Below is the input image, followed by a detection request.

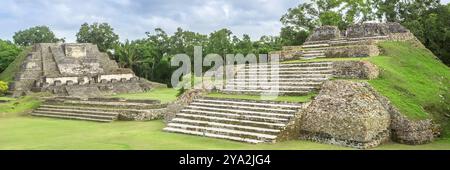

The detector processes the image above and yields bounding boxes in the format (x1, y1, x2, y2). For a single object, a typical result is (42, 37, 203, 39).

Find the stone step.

(181, 109, 289, 123)
(230, 77, 329, 82)
(244, 62, 332, 68)
(224, 85, 317, 91)
(190, 102, 298, 113)
(302, 53, 326, 57)
(39, 104, 143, 113)
(163, 127, 264, 144)
(302, 44, 330, 48)
(301, 47, 329, 51)
(46, 99, 164, 109)
(233, 74, 330, 78)
(186, 105, 295, 118)
(31, 111, 115, 122)
(221, 89, 311, 95)
(347, 36, 389, 41)
(170, 118, 281, 134)
(167, 123, 277, 141)
(301, 55, 327, 60)
(196, 98, 303, 108)
(175, 113, 287, 129)
(37, 107, 119, 117)
(301, 50, 325, 54)
(236, 70, 334, 74)
(225, 81, 323, 87)
(239, 66, 333, 71)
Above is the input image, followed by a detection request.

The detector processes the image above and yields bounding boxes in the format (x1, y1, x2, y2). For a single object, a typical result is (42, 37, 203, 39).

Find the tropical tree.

(0, 39, 22, 73)
(13, 26, 63, 46)
(76, 22, 119, 52)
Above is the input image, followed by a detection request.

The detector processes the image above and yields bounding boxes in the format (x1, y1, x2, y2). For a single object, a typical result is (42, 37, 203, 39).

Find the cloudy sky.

(1, 0, 449, 42)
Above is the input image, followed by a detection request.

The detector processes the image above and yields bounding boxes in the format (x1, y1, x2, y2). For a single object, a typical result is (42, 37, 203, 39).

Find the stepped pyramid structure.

(10, 43, 164, 97)
(164, 23, 436, 148)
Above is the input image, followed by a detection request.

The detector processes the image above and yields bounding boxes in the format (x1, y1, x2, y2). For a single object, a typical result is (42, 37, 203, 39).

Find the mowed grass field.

(1, 114, 450, 150)
(1, 89, 449, 150)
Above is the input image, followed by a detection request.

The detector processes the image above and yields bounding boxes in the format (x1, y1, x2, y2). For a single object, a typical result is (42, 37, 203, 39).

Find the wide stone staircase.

(164, 97, 305, 143)
(31, 97, 164, 122)
(221, 62, 334, 95)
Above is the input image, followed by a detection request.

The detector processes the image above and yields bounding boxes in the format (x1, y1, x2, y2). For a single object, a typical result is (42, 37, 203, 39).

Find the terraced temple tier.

(164, 97, 306, 143)
(31, 97, 166, 122)
(222, 62, 334, 95)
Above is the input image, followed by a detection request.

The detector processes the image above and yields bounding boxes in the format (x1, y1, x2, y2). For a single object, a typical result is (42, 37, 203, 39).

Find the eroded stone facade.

(10, 43, 165, 97)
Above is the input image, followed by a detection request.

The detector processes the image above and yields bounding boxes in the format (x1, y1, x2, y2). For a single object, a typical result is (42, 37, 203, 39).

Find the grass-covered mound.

(0, 47, 31, 82)
(369, 42, 449, 120)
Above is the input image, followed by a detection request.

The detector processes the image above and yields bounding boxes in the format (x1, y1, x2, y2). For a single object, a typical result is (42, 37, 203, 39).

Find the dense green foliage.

(76, 23, 120, 52)
(13, 26, 63, 46)
(111, 28, 282, 85)
(0, 47, 31, 82)
(0, 81, 8, 96)
(0, 40, 22, 73)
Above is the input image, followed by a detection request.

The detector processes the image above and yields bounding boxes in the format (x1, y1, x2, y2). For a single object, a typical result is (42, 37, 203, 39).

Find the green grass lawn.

(206, 92, 316, 103)
(111, 87, 179, 104)
(0, 89, 449, 150)
(367, 42, 450, 121)
(0, 114, 449, 150)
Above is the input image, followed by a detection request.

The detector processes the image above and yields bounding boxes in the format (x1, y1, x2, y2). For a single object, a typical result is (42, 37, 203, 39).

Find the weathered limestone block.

(118, 109, 165, 121)
(300, 80, 391, 149)
(346, 22, 409, 38)
(64, 44, 87, 58)
(332, 61, 379, 79)
(307, 26, 341, 41)
(346, 23, 390, 38)
(325, 45, 380, 58)
(386, 22, 409, 33)
(372, 91, 437, 145)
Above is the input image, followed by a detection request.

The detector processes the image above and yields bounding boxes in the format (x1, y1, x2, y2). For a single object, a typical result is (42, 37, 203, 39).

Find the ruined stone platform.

(32, 97, 167, 122)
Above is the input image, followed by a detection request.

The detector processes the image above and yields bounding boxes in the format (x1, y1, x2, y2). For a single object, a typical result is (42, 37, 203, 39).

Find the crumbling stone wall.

(346, 22, 409, 38)
(325, 45, 380, 58)
(332, 61, 379, 79)
(371, 89, 438, 145)
(306, 26, 341, 41)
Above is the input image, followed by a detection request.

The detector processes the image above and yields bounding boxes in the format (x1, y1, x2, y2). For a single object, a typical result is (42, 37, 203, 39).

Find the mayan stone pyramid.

(10, 43, 165, 97)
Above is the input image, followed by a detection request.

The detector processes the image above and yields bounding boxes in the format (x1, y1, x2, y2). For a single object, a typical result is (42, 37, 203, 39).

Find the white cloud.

(0, 0, 302, 42)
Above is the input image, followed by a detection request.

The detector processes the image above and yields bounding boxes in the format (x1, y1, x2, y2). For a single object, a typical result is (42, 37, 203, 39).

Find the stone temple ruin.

(10, 43, 164, 97)
(164, 23, 438, 149)
(11, 43, 167, 122)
